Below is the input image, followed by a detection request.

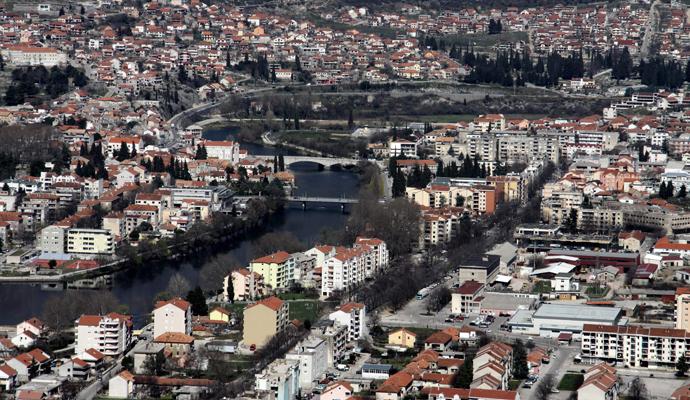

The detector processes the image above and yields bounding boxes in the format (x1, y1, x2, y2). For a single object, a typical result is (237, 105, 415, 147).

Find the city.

(1, 0, 690, 400)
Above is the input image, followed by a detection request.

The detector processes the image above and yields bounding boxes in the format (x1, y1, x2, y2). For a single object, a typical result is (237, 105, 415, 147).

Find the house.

(16, 318, 46, 337)
(0, 364, 17, 391)
(80, 348, 106, 369)
(328, 303, 366, 342)
(320, 381, 354, 400)
(132, 342, 165, 374)
(11, 331, 37, 348)
(376, 371, 414, 400)
(388, 328, 417, 349)
(209, 308, 230, 323)
(153, 298, 192, 339)
(424, 387, 520, 400)
(109, 370, 135, 398)
(57, 357, 91, 379)
(451, 280, 485, 315)
(154, 332, 195, 358)
(424, 332, 453, 351)
(577, 363, 618, 400)
(243, 296, 289, 349)
(618, 230, 645, 252)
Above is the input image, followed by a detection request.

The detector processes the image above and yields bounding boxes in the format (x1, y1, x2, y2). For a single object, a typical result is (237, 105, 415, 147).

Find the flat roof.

(481, 293, 534, 311)
(533, 303, 622, 323)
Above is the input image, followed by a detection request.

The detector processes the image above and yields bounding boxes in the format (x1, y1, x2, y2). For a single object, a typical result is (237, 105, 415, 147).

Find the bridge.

(252, 155, 362, 168)
(286, 195, 359, 204)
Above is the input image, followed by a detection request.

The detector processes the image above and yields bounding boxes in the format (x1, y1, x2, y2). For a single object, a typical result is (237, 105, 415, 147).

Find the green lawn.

(278, 291, 318, 301)
(287, 300, 320, 322)
(586, 285, 609, 298)
(558, 373, 584, 391)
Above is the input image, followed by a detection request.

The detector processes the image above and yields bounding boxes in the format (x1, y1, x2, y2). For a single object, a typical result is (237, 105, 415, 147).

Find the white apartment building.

(285, 336, 328, 389)
(75, 313, 133, 356)
(328, 303, 366, 342)
(581, 324, 690, 368)
(320, 239, 388, 298)
(152, 298, 192, 339)
(66, 229, 115, 255)
(255, 359, 300, 400)
(389, 139, 418, 158)
(38, 225, 65, 255)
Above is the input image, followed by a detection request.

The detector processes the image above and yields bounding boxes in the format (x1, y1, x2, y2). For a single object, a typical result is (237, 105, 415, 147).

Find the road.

(640, 0, 661, 60)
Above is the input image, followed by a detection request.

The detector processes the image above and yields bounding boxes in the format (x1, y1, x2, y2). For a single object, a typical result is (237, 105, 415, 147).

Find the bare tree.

(166, 273, 191, 298)
(627, 377, 648, 400)
(425, 286, 452, 314)
(251, 232, 305, 258)
(534, 374, 556, 400)
(200, 254, 239, 294)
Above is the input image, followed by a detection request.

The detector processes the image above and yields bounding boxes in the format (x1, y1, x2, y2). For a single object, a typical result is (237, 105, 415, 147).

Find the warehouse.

(507, 303, 625, 338)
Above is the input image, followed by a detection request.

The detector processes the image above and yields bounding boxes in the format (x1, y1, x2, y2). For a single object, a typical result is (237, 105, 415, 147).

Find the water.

(0, 127, 358, 325)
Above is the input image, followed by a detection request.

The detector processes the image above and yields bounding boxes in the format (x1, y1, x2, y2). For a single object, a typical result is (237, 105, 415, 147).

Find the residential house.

(153, 298, 192, 339)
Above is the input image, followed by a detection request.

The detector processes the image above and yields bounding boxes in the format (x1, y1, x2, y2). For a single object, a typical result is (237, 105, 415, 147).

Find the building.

(389, 139, 418, 158)
(676, 288, 690, 332)
(38, 225, 66, 255)
(0, 364, 17, 391)
(388, 328, 417, 349)
(451, 281, 485, 315)
(458, 254, 500, 284)
(154, 332, 195, 358)
(577, 363, 618, 400)
(508, 303, 623, 338)
(108, 370, 135, 399)
(66, 228, 115, 255)
(243, 296, 289, 348)
(250, 251, 295, 290)
(285, 336, 328, 389)
(328, 303, 366, 342)
(75, 313, 133, 356)
(581, 324, 690, 368)
(224, 268, 265, 301)
(203, 140, 240, 163)
(424, 387, 520, 400)
(310, 319, 348, 365)
(254, 358, 300, 400)
(153, 298, 192, 339)
(1, 45, 67, 66)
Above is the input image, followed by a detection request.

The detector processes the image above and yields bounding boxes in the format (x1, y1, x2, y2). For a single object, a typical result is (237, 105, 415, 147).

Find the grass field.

(557, 373, 584, 391)
(532, 280, 552, 294)
(288, 300, 320, 322)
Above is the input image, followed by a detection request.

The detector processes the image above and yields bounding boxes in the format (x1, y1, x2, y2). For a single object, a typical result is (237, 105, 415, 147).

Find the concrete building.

(203, 140, 240, 163)
(451, 281, 485, 315)
(249, 251, 295, 290)
(285, 336, 328, 389)
(224, 268, 265, 301)
(310, 319, 348, 365)
(676, 288, 690, 332)
(66, 228, 115, 255)
(582, 324, 690, 368)
(328, 303, 366, 342)
(1, 45, 67, 66)
(243, 296, 289, 348)
(577, 363, 619, 400)
(108, 370, 135, 399)
(75, 313, 133, 356)
(457, 254, 500, 284)
(38, 225, 65, 255)
(152, 298, 192, 339)
(508, 303, 623, 338)
(254, 358, 300, 400)
(389, 139, 418, 158)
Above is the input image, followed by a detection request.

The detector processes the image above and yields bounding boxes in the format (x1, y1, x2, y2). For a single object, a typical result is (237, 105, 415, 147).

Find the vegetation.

(512, 339, 529, 379)
(557, 373, 584, 391)
(5, 65, 88, 105)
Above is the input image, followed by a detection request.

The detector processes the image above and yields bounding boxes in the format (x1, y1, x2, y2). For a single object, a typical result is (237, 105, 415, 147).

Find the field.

(288, 300, 320, 322)
(557, 373, 584, 391)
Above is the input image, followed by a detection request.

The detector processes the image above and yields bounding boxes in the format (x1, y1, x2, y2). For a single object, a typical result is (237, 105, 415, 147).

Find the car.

(444, 318, 454, 323)
(486, 329, 492, 333)
(522, 382, 533, 388)
(454, 316, 465, 321)
(551, 389, 560, 393)
(249, 344, 256, 352)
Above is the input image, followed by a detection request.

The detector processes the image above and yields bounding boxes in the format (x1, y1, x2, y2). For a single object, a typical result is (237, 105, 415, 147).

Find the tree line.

(5, 65, 88, 105)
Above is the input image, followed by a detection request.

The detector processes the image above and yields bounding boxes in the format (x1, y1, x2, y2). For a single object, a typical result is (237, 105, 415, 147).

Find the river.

(0, 127, 358, 325)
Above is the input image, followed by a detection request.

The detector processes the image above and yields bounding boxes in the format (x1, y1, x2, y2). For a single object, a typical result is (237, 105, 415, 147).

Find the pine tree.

(273, 155, 278, 173)
(660, 182, 668, 199)
(278, 154, 285, 171)
(116, 142, 130, 161)
(678, 185, 687, 198)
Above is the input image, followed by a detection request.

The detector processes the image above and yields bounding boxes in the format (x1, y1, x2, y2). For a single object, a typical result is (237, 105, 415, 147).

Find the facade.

(224, 268, 265, 301)
(255, 359, 300, 400)
(676, 288, 690, 333)
(243, 296, 289, 348)
(328, 303, 366, 342)
(204, 140, 241, 163)
(388, 328, 417, 349)
(310, 319, 348, 365)
(509, 304, 623, 337)
(75, 313, 133, 356)
(457, 255, 500, 284)
(285, 336, 328, 389)
(581, 324, 690, 368)
(451, 281, 485, 315)
(152, 298, 192, 339)
(250, 251, 295, 290)
(1, 45, 67, 66)
(66, 229, 115, 255)
(577, 363, 618, 400)
(389, 139, 418, 158)
(38, 225, 66, 255)
(108, 370, 135, 399)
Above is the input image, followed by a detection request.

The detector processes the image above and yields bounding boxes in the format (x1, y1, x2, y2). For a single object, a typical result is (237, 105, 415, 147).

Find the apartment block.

(328, 303, 366, 342)
(75, 313, 133, 357)
(66, 228, 115, 255)
(250, 251, 296, 290)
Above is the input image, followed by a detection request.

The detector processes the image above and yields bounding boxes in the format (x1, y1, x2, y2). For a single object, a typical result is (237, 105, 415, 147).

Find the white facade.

(75, 314, 132, 357)
(204, 141, 240, 163)
(66, 228, 114, 255)
(389, 140, 418, 158)
(328, 303, 366, 342)
(285, 336, 328, 389)
(152, 299, 192, 339)
(38, 225, 66, 255)
(1, 46, 67, 66)
(255, 358, 300, 400)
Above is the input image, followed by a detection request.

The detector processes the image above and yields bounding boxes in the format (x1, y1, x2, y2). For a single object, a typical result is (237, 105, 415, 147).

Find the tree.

(627, 377, 648, 400)
(512, 339, 529, 379)
(178, 64, 188, 83)
(452, 357, 473, 388)
(278, 154, 285, 172)
(116, 142, 130, 162)
(425, 286, 452, 313)
(166, 273, 191, 298)
(200, 254, 239, 294)
(534, 374, 556, 400)
(679, 184, 687, 199)
(142, 352, 166, 375)
(252, 232, 305, 258)
(348, 108, 354, 130)
(660, 181, 668, 199)
(195, 144, 207, 160)
(186, 286, 208, 316)
(392, 169, 406, 197)
(48, 259, 57, 269)
(677, 355, 689, 377)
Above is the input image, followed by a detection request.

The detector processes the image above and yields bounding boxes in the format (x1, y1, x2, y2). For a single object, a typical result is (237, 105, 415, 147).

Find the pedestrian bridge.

(252, 155, 362, 168)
